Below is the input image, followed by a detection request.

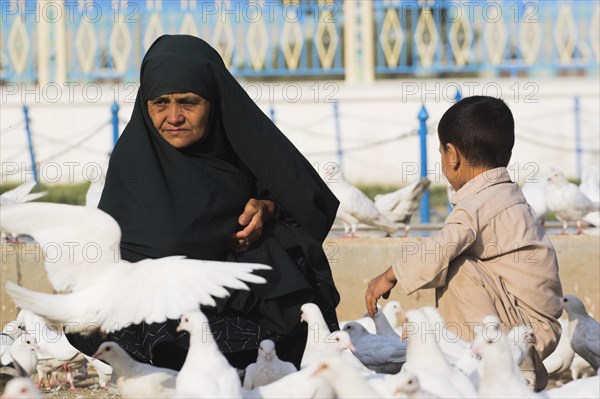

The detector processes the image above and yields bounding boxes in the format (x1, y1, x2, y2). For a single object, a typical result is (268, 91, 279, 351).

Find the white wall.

(1, 77, 598, 186)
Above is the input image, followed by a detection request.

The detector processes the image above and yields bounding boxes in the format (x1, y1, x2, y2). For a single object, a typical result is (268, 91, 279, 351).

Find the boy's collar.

(451, 167, 512, 206)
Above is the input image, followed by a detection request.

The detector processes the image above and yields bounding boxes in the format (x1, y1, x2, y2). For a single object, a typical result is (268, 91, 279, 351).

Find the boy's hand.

(365, 266, 398, 317)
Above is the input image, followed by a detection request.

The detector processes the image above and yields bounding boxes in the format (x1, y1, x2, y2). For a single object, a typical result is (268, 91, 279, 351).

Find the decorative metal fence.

(1, 0, 598, 84)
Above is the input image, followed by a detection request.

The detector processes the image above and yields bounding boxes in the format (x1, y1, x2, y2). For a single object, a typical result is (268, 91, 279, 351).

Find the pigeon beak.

(32, 344, 41, 352)
(401, 328, 408, 341)
(176, 324, 183, 333)
(393, 387, 403, 394)
(91, 350, 102, 359)
(310, 363, 326, 378)
(265, 353, 272, 361)
(348, 343, 356, 353)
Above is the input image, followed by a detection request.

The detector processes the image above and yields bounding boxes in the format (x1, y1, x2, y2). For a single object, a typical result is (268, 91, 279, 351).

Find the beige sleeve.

(392, 208, 477, 295)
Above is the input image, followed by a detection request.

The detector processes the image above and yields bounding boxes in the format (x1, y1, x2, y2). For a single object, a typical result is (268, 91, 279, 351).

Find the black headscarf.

(98, 35, 340, 342)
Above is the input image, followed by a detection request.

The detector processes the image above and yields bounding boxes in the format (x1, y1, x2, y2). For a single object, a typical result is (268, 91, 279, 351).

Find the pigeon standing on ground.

(374, 178, 431, 234)
(521, 171, 553, 222)
(384, 371, 443, 398)
(342, 322, 407, 374)
(562, 295, 600, 369)
(373, 309, 401, 340)
(321, 164, 399, 237)
(472, 316, 538, 398)
(92, 342, 177, 398)
(243, 339, 297, 389)
(579, 166, 600, 227)
(176, 310, 242, 398)
(402, 309, 477, 398)
(3, 333, 39, 377)
(545, 170, 600, 234)
(311, 355, 379, 398)
(1, 203, 270, 334)
(300, 303, 334, 368)
(543, 318, 575, 377)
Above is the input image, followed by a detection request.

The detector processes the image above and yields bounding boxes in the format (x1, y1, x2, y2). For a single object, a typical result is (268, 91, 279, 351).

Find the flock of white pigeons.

(327, 165, 600, 236)
(0, 166, 598, 398)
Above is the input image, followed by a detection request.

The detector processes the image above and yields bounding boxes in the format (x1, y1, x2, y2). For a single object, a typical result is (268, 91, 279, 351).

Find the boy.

(365, 96, 563, 391)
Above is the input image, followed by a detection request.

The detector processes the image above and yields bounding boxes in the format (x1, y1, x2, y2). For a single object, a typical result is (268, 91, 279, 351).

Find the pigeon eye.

(21, 388, 27, 393)
(106, 347, 111, 352)
(408, 379, 413, 385)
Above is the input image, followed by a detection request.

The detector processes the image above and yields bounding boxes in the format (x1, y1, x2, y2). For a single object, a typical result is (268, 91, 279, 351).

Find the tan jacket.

(393, 167, 563, 358)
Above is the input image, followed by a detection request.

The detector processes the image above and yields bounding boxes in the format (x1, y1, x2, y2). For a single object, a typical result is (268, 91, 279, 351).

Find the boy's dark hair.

(438, 96, 514, 168)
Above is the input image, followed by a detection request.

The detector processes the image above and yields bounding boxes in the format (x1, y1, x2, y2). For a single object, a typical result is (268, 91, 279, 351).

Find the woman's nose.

(166, 104, 185, 124)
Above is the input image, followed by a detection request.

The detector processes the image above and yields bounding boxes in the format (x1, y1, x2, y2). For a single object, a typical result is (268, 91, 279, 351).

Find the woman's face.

(147, 92, 211, 148)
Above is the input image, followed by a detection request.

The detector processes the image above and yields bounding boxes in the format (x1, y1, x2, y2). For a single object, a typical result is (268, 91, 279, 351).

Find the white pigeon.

(374, 178, 430, 226)
(17, 310, 88, 390)
(579, 165, 600, 227)
(311, 354, 380, 398)
(176, 310, 242, 398)
(420, 306, 471, 365)
(243, 363, 335, 399)
(506, 324, 536, 367)
(383, 370, 443, 398)
(342, 322, 407, 374)
(92, 341, 177, 398)
(300, 303, 334, 369)
(322, 164, 399, 237)
(3, 333, 39, 376)
(545, 170, 600, 234)
(543, 318, 575, 376)
(544, 375, 600, 398)
(1, 322, 23, 366)
(562, 295, 600, 370)
(521, 171, 552, 222)
(0, 181, 47, 206)
(402, 309, 477, 398)
(243, 339, 296, 389)
(473, 316, 538, 399)
(0, 377, 42, 399)
(1, 202, 271, 333)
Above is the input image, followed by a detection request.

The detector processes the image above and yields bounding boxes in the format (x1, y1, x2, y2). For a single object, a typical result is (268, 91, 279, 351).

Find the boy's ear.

(446, 143, 461, 170)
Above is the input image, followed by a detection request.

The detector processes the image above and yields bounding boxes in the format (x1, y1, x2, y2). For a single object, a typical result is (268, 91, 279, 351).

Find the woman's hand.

(230, 199, 275, 252)
(365, 266, 398, 317)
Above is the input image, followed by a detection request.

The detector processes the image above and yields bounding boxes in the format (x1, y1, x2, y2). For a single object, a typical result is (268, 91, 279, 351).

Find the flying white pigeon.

(92, 341, 177, 398)
(579, 165, 600, 227)
(342, 322, 407, 374)
(402, 309, 477, 398)
(311, 354, 380, 398)
(543, 318, 575, 377)
(472, 316, 538, 398)
(562, 295, 600, 370)
(1, 202, 271, 333)
(243, 339, 297, 389)
(0, 377, 42, 399)
(545, 170, 600, 234)
(374, 178, 431, 232)
(0, 181, 47, 206)
(176, 310, 242, 398)
(321, 164, 399, 237)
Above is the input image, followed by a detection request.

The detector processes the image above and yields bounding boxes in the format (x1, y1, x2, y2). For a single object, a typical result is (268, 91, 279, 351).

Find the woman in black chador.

(95, 35, 340, 370)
